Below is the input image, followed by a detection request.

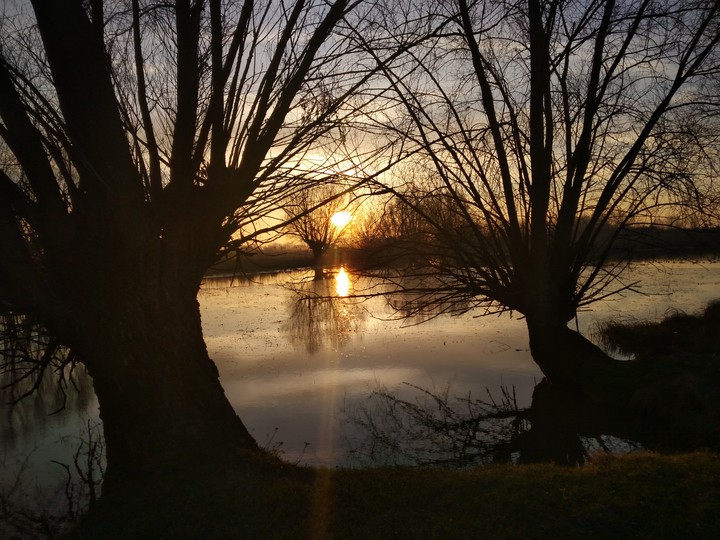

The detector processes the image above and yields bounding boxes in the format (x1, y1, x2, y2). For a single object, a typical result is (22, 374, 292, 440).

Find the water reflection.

(283, 268, 364, 354)
(344, 382, 530, 467)
(3, 260, 717, 479)
(335, 267, 350, 297)
(375, 271, 476, 323)
(1, 315, 95, 454)
(344, 377, 720, 468)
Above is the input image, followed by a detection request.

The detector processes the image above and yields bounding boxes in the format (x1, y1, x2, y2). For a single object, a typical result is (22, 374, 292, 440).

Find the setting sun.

(330, 210, 352, 229)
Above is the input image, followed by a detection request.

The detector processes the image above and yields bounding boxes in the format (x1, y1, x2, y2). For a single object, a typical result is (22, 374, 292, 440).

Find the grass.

(597, 299, 720, 358)
(66, 452, 720, 539)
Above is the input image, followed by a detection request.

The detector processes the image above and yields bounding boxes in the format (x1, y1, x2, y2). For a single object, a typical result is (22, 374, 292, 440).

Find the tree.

(282, 183, 353, 276)
(364, 0, 720, 411)
(0, 0, 382, 490)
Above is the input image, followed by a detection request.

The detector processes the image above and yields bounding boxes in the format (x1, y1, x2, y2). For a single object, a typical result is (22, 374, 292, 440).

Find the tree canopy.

(362, 0, 720, 322)
(282, 182, 353, 266)
(0, 0, 395, 485)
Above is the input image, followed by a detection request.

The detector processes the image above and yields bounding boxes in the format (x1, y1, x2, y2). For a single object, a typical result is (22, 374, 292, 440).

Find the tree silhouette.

(283, 183, 352, 276)
(362, 0, 720, 416)
(0, 0, 384, 489)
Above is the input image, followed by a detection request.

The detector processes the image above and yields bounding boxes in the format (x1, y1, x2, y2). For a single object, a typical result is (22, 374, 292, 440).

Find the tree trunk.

(525, 312, 720, 450)
(526, 314, 633, 396)
(75, 285, 258, 493)
(519, 262, 635, 400)
(310, 244, 328, 280)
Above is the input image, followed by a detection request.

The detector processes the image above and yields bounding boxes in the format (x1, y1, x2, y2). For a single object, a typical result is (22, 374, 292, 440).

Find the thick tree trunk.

(519, 263, 635, 400)
(310, 244, 328, 280)
(525, 312, 720, 450)
(75, 286, 258, 493)
(526, 314, 633, 397)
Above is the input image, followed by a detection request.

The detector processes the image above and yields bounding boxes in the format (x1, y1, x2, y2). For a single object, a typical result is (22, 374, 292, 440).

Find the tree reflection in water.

(283, 268, 365, 354)
(344, 380, 650, 468)
(345, 382, 531, 467)
(1, 315, 95, 454)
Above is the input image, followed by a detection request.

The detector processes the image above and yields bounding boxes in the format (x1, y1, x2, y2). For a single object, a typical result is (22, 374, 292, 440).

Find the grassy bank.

(598, 300, 720, 358)
(67, 452, 720, 539)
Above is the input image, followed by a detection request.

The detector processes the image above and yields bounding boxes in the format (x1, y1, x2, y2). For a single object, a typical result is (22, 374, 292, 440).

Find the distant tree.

(352, 188, 469, 273)
(354, 196, 423, 247)
(363, 0, 720, 414)
(283, 183, 353, 275)
(0, 0, 387, 490)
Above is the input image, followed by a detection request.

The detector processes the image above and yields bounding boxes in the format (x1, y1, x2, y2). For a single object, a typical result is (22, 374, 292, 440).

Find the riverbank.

(66, 452, 720, 539)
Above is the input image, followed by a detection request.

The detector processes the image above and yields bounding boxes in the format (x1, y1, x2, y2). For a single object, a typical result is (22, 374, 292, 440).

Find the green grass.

(67, 452, 720, 539)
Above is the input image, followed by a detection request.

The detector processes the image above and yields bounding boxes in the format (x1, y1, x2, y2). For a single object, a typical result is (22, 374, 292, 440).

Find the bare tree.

(282, 183, 353, 275)
(362, 0, 720, 405)
(0, 0, 392, 490)
(351, 189, 471, 276)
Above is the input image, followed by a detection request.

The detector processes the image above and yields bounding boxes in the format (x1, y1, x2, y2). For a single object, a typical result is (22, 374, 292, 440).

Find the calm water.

(2, 259, 719, 487)
(201, 259, 720, 466)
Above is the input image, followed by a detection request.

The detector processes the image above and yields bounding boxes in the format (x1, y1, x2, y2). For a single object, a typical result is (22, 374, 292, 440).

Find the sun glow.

(330, 211, 352, 229)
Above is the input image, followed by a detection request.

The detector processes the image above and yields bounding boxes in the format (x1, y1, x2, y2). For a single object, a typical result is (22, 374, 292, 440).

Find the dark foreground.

(67, 452, 719, 539)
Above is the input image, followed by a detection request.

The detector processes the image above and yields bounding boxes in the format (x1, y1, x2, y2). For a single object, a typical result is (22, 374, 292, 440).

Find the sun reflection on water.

(335, 267, 350, 297)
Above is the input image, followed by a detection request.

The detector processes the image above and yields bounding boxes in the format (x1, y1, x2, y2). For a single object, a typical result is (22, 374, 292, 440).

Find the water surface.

(200, 259, 720, 466)
(1, 259, 718, 488)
